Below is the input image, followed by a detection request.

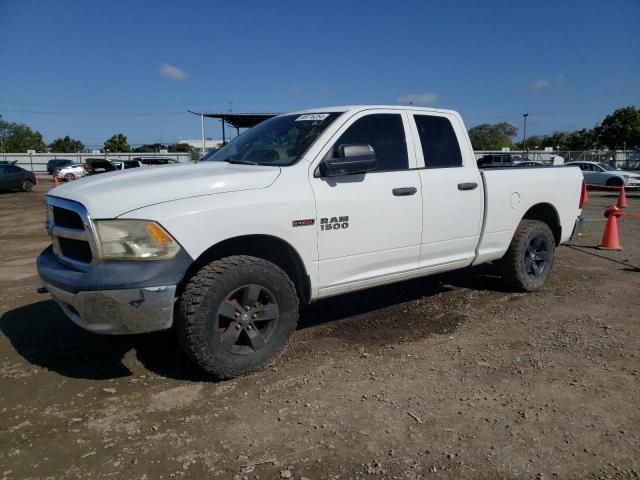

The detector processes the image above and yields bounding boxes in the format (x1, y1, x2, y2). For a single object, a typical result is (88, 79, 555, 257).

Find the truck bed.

(473, 165, 583, 265)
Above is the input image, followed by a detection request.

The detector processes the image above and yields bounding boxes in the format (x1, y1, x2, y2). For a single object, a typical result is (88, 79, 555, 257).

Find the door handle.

(392, 187, 417, 196)
(457, 182, 478, 191)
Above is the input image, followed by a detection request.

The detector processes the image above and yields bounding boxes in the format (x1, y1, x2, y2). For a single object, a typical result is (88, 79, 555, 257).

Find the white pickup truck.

(37, 105, 585, 378)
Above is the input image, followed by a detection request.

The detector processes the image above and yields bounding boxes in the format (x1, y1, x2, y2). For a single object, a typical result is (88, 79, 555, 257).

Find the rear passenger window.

(333, 114, 408, 171)
(413, 115, 462, 168)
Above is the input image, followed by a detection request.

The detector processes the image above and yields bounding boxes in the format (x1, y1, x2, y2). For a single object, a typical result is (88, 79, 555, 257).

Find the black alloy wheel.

(217, 283, 280, 355)
(524, 234, 550, 278)
(500, 219, 556, 292)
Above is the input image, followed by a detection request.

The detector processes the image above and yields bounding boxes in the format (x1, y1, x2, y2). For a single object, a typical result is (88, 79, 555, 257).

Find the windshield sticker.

(295, 113, 330, 122)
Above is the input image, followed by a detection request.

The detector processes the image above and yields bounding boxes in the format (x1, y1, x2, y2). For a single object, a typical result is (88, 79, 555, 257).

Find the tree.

(104, 133, 130, 152)
(168, 143, 192, 153)
(49, 135, 84, 153)
(565, 129, 596, 150)
(468, 122, 518, 150)
(133, 143, 166, 153)
(594, 106, 640, 149)
(0, 115, 46, 152)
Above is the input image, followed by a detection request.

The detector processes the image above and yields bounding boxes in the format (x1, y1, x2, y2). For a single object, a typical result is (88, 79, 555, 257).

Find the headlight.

(94, 220, 180, 260)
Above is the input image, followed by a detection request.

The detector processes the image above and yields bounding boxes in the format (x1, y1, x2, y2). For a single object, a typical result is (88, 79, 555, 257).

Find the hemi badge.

(292, 219, 315, 227)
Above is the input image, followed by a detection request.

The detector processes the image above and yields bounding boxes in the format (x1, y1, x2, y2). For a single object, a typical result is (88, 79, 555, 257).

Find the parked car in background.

(47, 159, 74, 175)
(0, 164, 36, 191)
(564, 161, 640, 189)
(517, 161, 545, 167)
(134, 157, 179, 166)
(111, 159, 142, 170)
(476, 153, 517, 167)
(0, 160, 18, 165)
(85, 158, 116, 175)
(56, 163, 86, 181)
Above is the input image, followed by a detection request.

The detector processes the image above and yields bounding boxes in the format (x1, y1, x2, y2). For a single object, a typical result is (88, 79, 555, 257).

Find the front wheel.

(21, 180, 33, 192)
(500, 220, 555, 292)
(64, 173, 75, 181)
(606, 177, 623, 188)
(176, 255, 299, 379)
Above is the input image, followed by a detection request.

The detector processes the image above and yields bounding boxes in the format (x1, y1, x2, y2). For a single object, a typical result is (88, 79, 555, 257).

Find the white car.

(55, 163, 85, 181)
(565, 161, 640, 189)
(37, 105, 584, 379)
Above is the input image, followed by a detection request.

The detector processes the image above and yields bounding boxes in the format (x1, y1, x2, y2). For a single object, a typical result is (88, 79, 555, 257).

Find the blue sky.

(1, 0, 638, 146)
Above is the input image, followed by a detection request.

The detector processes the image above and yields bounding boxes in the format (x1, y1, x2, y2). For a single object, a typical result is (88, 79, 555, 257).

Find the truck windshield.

(202, 113, 342, 166)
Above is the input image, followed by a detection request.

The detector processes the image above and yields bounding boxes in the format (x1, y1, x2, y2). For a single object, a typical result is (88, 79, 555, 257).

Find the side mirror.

(319, 144, 378, 177)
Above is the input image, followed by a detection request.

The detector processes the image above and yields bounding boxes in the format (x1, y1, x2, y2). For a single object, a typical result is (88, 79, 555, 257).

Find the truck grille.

(58, 237, 93, 263)
(46, 198, 97, 270)
(52, 207, 84, 229)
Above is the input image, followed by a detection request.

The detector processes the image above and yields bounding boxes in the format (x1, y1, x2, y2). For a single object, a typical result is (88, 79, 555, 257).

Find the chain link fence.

(1, 152, 192, 173)
(474, 150, 640, 169)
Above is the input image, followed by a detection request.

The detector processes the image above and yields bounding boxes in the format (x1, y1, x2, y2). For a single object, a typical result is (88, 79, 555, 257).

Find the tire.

(21, 180, 33, 192)
(176, 255, 299, 379)
(64, 173, 75, 181)
(500, 220, 555, 292)
(606, 177, 623, 187)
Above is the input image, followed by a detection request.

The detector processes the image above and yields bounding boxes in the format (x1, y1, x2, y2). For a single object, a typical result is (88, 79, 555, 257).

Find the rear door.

(408, 112, 483, 269)
(310, 110, 422, 293)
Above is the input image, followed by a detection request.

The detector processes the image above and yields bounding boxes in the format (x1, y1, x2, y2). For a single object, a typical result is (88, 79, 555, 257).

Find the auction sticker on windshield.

(296, 113, 330, 122)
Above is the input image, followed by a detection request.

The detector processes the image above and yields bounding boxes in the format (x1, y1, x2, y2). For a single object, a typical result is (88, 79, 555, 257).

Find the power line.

(0, 99, 277, 109)
(1, 109, 188, 116)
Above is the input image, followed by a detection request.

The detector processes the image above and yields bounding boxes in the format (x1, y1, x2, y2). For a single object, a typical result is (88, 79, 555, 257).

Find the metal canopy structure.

(188, 111, 281, 156)
(194, 112, 279, 129)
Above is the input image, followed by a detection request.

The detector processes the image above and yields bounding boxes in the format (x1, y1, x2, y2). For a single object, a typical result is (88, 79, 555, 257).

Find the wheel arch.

(521, 202, 561, 245)
(606, 175, 624, 186)
(179, 234, 311, 304)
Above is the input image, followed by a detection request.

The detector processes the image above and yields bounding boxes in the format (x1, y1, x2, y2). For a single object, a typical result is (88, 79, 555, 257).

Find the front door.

(310, 110, 422, 296)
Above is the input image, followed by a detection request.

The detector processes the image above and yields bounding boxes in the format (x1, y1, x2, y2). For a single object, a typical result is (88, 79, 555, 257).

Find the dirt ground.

(0, 178, 639, 480)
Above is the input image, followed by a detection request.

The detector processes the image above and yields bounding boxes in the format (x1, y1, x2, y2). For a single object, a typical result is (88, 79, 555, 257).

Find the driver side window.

(332, 114, 408, 171)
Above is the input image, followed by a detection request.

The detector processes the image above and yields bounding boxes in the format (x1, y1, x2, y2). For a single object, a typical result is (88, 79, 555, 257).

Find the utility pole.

(200, 113, 206, 159)
(522, 113, 529, 154)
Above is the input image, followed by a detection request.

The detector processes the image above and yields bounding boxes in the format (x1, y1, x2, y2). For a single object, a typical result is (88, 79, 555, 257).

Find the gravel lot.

(1, 178, 639, 480)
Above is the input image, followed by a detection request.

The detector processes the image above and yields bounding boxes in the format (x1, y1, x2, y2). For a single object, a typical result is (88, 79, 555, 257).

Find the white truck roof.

(290, 105, 461, 116)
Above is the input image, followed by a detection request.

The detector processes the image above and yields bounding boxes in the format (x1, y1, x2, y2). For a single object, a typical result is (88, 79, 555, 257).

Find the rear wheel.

(21, 180, 33, 192)
(176, 255, 299, 379)
(64, 173, 75, 181)
(500, 220, 555, 292)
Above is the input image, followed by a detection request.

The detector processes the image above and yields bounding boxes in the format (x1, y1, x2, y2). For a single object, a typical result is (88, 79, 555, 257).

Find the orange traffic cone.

(616, 186, 628, 209)
(597, 205, 623, 250)
(54, 176, 60, 187)
(35, 175, 39, 185)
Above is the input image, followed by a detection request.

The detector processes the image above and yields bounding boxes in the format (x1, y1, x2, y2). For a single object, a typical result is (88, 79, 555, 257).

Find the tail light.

(579, 180, 586, 209)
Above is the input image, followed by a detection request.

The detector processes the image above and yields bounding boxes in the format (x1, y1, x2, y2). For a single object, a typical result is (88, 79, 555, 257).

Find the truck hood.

(49, 162, 281, 218)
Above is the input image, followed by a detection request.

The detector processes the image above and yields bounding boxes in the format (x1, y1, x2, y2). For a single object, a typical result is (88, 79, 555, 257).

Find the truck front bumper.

(37, 245, 192, 335)
(43, 282, 176, 335)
